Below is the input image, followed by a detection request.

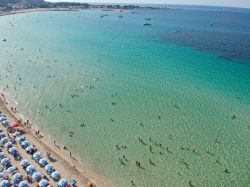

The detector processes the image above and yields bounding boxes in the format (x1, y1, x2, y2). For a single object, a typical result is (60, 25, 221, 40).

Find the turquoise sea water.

(0, 6, 250, 187)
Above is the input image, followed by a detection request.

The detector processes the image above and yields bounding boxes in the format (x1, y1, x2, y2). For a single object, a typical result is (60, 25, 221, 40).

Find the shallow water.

(0, 6, 250, 187)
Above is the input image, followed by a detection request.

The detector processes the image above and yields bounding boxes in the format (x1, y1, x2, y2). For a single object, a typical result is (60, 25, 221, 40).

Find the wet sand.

(0, 92, 113, 187)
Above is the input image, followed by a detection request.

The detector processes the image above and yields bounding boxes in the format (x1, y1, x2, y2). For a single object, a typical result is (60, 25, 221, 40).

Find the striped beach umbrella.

(2, 120, 9, 127)
(58, 178, 68, 187)
(17, 136, 25, 142)
(26, 165, 36, 175)
(9, 147, 17, 155)
(25, 146, 34, 154)
(0, 180, 10, 187)
(20, 160, 29, 167)
(51, 171, 61, 181)
(32, 152, 41, 161)
(0, 152, 7, 159)
(0, 172, 4, 178)
(0, 117, 7, 122)
(45, 164, 53, 171)
(38, 158, 48, 167)
(4, 142, 12, 149)
(7, 166, 16, 173)
(0, 132, 5, 139)
(32, 172, 42, 182)
(1, 158, 10, 165)
(39, 179, 49, 187)
(21, 141, 29, 149)
(18, 181, 28, 187)
(1, 137, 9, 144)
(13, 172, 22, 184)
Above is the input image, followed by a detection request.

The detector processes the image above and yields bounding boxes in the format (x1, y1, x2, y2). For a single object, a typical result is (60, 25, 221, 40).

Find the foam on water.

(0, 7, 250, 187)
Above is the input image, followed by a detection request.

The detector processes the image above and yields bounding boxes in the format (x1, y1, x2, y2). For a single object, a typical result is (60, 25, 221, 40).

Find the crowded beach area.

(0, 93, 100, 187)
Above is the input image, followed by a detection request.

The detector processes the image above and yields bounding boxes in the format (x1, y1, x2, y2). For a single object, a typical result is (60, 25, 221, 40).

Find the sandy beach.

(0, 8, 82, 17)
(0, 92, 113, 187)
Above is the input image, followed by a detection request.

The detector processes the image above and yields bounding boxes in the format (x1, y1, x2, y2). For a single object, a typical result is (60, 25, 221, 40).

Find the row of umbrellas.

(0, 112, 70, 187)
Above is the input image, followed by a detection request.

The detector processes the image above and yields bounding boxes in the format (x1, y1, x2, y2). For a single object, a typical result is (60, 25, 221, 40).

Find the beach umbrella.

(32, 152, 41, 161)
(0, 132, 5, 139)
(39, 158, 48, 167)
(39, 179, 49, 187)
(7, 166, 16, 173)
(1, 158, 10, 165)
(13, 172, 22, 183)
(25, 165, 36, 175)
(45, 164, 54, 172)
(9, 147, 17, 155)
(0, 152, 7, 159)
(20, 160, 29, 167)
(25, 146, 34, 154)
(0, 180, 10, 187)
(58, 178, 68, 187)
(51, 171, 61, 181)
(18, 181, 28, 187)
(32, 172, 42, 182)
(17, 136, 25, 142)
(1, 137, 9, 144)
(0, 117, 7, 122)
(21, 141, 29, 149)
(12, 123, 19, 128)
(2, 120, 9, 127)
(4, 142, 12, 149)
(0, 172, 4, 178)
(13, 132, 21, 138)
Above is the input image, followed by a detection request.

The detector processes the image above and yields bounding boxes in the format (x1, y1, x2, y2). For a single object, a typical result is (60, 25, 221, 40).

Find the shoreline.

(0, 91, 114, 187)
(0, 6, 172, 17)
(0, 8, 81, 17)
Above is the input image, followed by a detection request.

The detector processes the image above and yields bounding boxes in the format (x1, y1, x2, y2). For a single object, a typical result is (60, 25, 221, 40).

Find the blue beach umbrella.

(0, 116, 7, 121)
(20, 160, 29, 167)
(0, 172, 4, 178)
(39, 179, 49, 187)
(17, 136, 25, 142)
(58, 178, 68, 187)
(0, 118, 7, 124)
(4, 142, 12, 149)
(32, 152, 41, 161)
(13, 132, 21, 138)
(45, 164, 53, 172)
(32, 172, 42, 182)
(1, 158, 10, 165)
(0, 180, 10, 187)
(1, 137, 9, 144)
(51, 171, 61, 181)
(25, 146, 34, 154)
(9, 147, 17, 155)
(2, 120, 9, 127)
(13, 172, 22, 183)
(18, 181, 28, 187)
(21, 141, 29, 149)
(7, 166, 16, 173)
(0, 133, 5, 139)
(0, 152, 7, 159)
(26, 165, 36, 175)
(39, 158, 48, 167)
